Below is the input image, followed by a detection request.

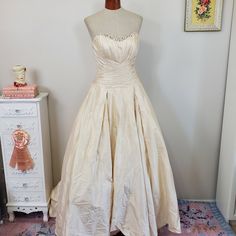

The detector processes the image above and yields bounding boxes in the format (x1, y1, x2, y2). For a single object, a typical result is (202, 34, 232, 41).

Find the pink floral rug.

(159, 200, 235, 236)
(0, 200, 235, 236)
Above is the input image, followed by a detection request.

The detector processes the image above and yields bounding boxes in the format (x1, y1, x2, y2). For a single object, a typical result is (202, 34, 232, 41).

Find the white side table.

(0, 92, 53, 222)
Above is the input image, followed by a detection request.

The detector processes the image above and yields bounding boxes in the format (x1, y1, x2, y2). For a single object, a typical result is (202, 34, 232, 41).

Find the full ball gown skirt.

(49, 32, 181, 236)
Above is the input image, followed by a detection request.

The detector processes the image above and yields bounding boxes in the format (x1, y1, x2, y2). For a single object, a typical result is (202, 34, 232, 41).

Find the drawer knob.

(16, 125, 22, 128)
(24, 197, 29, 202)
(15, 109, 21, 113)
(22, 183, 28, 188)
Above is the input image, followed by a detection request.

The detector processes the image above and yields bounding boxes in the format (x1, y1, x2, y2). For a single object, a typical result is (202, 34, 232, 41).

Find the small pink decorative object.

(9, 129, 35, 172)
(2, 84, 39, 99)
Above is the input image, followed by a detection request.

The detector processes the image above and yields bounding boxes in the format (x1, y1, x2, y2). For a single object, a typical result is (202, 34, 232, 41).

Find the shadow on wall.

(28, 68, 62, 186)
(135, 18, 205, 199)
(0, 145, 7, 219)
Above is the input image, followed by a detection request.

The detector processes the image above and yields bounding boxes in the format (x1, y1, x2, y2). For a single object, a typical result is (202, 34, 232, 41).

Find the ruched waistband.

(92, 62, 139, 87)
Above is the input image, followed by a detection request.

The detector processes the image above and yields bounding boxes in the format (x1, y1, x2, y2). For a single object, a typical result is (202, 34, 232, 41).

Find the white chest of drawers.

(0, 93, 53, 222)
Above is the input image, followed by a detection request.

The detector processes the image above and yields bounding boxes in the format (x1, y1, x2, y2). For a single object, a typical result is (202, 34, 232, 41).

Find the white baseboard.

(180, 199, 216, 202)
(230, 220, 236, 225)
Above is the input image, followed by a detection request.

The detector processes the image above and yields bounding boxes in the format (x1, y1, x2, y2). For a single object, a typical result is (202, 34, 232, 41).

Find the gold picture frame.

(185, 0, 224, 31)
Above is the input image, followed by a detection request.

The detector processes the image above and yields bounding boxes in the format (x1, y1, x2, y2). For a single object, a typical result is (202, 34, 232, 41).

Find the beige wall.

(0, 0, 234, 199)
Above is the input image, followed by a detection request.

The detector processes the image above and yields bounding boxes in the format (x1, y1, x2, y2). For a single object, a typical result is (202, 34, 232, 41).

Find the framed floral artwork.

(185, 0, 224, 31)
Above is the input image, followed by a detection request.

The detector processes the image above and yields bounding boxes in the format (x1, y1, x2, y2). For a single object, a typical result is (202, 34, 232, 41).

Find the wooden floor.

(230, 221, 236, 234)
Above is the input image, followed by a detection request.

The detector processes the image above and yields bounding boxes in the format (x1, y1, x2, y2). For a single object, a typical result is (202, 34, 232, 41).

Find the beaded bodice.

(92, 32, 140, 87)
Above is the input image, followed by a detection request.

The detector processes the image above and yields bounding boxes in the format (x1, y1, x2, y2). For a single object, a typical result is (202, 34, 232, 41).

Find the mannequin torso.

(84, 7, 143, 41)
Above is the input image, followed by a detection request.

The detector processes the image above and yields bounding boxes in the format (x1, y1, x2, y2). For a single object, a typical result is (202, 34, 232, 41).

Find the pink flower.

(201, 0, 210, 5)
(12, 130, 30, 149)
(198, 5, 207, 15)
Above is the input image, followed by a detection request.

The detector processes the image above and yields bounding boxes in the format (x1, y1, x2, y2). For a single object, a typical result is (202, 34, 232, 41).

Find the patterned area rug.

(159, 200, 235, 236)
(0, 201, 235, 236)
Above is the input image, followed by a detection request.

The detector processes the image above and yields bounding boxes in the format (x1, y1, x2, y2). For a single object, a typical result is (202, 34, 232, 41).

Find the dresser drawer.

(3, 147, 42, 164)
(6, 163, 42, 178)
(2, 142, 42, 178)
(0, 103, 37, 117)
(5, 151, 42, 178)
(8, 178, 43, 192)
(7, 191, 43, 203)
(2, 132, 40, 150)
(0, 117, 39, 135)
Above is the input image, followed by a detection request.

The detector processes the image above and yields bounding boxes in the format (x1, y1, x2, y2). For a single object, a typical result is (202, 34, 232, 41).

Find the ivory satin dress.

(49, 32, 181, 236)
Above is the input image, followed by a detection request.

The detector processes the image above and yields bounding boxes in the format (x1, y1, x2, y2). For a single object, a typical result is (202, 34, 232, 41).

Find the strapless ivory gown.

(49, 32, 181, 236)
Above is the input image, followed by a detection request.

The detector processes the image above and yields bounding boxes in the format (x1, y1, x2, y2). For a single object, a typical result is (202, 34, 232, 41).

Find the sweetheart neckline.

(92, 32, 139, 44)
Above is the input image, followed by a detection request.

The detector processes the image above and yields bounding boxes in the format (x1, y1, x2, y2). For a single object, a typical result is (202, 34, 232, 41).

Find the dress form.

(105, 0, 121, 10)
(85, 5, 142, 235)
(84, 1, 143, 40)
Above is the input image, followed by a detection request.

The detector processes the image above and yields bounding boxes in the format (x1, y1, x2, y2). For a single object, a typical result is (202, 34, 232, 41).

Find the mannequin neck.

(105, 0, 121, 10)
